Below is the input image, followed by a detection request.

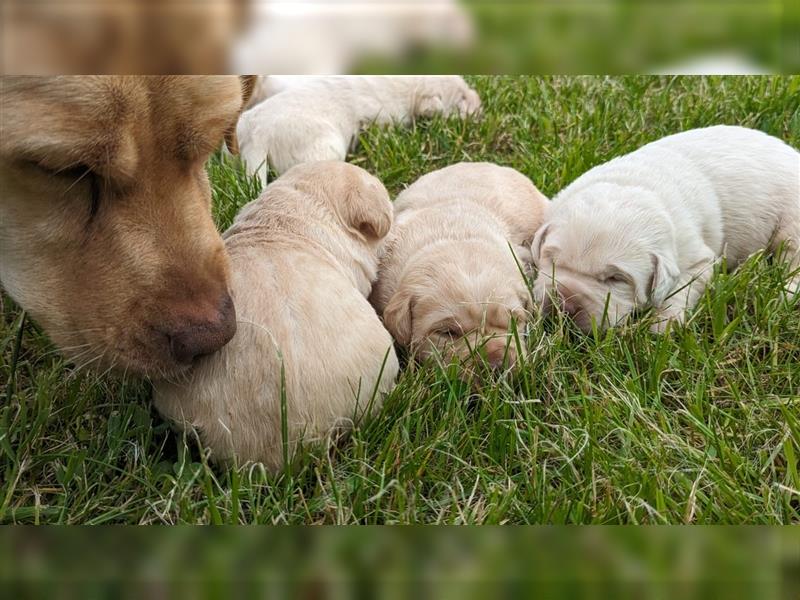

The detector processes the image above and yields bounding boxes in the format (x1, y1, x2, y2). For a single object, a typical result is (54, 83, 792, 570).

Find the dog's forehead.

(0, 76, 243, 167)
(148, 76, 243, 160)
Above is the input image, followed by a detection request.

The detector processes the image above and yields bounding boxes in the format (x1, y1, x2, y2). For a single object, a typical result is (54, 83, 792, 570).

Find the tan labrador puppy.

(371, 162, 548, 369)
(154, 162, 399, 470)
(0, 76, 256, 377)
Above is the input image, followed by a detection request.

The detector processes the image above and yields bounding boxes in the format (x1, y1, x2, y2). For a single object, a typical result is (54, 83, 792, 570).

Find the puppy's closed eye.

(603, 273, 628, 285)
(436, 326, 463, 339)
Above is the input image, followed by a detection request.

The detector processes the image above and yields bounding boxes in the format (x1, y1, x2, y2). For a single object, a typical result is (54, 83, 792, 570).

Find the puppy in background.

(371, 162, 549, 369)
(154, 162, 399, 470)
(231, 1, 474, 76)
(237, 76, 481, 184)
(531, 125, 800, 332)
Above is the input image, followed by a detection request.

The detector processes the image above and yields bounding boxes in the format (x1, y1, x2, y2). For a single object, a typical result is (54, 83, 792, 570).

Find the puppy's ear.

(383, 289, 415, 347)
(530, 224, 551, 267)
(648, 252, 680, 307)
(342, 179, 394, 242)
(224, 75, 259, 155)
(511, 244, 534, 276)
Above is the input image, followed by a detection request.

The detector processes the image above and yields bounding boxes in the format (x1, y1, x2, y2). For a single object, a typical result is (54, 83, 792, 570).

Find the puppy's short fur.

(371, 162, 548, 368)
(238, 76, 481, 183)
(154, 162, 399, 470)
(531, 125, 800, 332)
(0, 76, 256, 376)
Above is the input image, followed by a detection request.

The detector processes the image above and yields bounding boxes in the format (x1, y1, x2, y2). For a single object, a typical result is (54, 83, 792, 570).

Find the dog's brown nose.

(167, 292, 237, 365)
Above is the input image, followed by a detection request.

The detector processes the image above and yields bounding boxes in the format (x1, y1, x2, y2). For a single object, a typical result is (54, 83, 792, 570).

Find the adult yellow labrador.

(0, 76, 256, 377)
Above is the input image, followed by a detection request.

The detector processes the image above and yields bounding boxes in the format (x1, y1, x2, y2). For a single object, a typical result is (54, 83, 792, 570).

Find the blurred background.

(1, 0, 793, 74)
(2, 527, 799, 597)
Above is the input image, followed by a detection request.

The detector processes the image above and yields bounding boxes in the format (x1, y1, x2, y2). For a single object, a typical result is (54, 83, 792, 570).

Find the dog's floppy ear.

(383, 288, 415, 347)
(530, 224, 551, 267)
(341, 178, 394, 242)
(239, 75, 259, 108)
(224, 75, 259, 155)
(648, 252, 680, 307)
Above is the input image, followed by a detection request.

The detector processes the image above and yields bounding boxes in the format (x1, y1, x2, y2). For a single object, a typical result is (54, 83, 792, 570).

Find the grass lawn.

(1, 76, 799, 524)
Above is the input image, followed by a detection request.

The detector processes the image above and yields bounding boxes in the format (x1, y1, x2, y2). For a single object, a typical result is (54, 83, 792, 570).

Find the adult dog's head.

(0, 76, 256, 376)
(530, 183, 680, 331)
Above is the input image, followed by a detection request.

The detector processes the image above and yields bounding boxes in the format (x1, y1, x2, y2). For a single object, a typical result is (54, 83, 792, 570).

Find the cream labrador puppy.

(531, 125, 800, 332)
(154, 162, 399, 470)
(371, 162, 549, 368)
(237, 76, 481, 184)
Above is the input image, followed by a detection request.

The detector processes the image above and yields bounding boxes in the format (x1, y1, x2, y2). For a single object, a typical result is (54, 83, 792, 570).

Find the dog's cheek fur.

(2, 167, 229, 371)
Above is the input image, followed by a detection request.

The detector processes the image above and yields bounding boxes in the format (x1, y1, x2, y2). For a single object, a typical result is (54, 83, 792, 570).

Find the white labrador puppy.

(154, 162, 399, 470)
(531, 125, 800, 332)
(237, 76, 481, 183)
(371, 162, 549, 368)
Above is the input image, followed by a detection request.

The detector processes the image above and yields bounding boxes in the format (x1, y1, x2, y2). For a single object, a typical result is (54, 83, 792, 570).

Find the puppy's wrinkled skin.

(0, 76, 256, 376)
(371, 162, 548, 369)
(532, 125, 800, 333)
(238, 76, 481, 183)
(154, 162, 399, 470)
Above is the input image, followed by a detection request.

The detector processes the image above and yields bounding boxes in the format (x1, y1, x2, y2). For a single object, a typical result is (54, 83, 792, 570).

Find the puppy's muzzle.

(160, 292, 237, 366)
(541, 283, 584, 318)
(483, 337, 517, 371)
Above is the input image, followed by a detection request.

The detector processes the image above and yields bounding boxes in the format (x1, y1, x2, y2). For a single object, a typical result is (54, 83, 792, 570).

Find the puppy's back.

(394, 162, 547, 246)
(556, 125, 800, 265)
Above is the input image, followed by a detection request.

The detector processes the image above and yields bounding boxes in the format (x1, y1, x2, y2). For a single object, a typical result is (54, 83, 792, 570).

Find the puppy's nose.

(540, 291, 554, 315)
(167, 292, 237, 365)
(485, 340, 516, 370)
(557, 284, 581, 317)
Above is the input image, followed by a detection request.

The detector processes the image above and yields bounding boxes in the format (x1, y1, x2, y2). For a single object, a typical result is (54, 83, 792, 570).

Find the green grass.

(1, 76, 799, 524)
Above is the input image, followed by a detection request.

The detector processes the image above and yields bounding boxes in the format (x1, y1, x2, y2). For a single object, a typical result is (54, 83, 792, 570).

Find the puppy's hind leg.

(772, 213, 800, 301)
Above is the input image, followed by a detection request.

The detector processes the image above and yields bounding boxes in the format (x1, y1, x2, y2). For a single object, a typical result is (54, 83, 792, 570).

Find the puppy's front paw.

(782, 276, 800, 304)
(650, 310, 684, 334)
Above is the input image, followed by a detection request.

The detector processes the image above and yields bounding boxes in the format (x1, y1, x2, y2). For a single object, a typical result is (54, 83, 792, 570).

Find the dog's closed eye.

(25, 160, 103, 219)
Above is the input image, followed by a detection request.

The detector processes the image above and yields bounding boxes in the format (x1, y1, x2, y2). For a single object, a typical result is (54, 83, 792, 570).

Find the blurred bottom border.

(1, 526, 798, 598)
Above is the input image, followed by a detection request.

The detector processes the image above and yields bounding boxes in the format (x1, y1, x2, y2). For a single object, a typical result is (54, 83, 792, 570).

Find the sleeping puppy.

(0, 76, 256, 377)
(371, 162, 549, 369)
(531, 125, 800, 333)
(154, 162, 399, 470)
(237, 76, 481, 183)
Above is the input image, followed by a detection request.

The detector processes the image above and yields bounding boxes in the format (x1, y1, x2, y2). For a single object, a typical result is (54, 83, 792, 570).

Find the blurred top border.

(1, 1, 793, 75)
